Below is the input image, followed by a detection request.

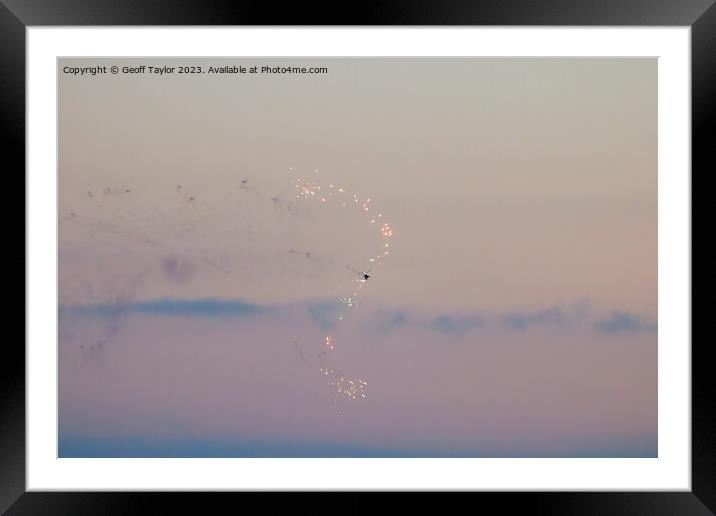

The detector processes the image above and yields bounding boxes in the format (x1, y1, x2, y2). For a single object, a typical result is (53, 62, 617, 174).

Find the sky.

(57, 57, 657, 457)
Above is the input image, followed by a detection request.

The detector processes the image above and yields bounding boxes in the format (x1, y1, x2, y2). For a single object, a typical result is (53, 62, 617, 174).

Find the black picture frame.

(4, 1, 709, 512)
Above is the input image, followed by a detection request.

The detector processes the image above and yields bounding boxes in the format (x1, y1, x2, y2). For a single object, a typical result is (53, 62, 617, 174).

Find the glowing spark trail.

(324, 335, 335, 351)
(66, 169, 392, 406)
(290, 169, 394, 404)
(320, 368, 368, 400)
(340, 296, 358, 308)
(291, 178, 320, 199)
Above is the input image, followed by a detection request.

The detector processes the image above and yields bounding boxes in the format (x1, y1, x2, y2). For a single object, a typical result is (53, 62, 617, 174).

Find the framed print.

(5, 0, 710, 512)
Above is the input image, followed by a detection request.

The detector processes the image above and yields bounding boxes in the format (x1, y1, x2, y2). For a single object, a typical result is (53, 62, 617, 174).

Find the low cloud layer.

(62, 298, 656, 338)
(64, 298, 267, 318)
(594, 310, 658, 334)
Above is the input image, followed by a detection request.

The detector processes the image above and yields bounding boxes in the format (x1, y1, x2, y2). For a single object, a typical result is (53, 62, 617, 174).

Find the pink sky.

(58, 57, 657, 457)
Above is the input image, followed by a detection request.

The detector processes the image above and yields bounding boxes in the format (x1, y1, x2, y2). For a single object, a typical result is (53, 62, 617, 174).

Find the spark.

(381, 223, 393, 238)
(319, 368, 368, 400)
(324, 335, 335, 350)
(288, 168, 394, 405)
(340, 296, 359, 308)
(291, 177, 320, 199)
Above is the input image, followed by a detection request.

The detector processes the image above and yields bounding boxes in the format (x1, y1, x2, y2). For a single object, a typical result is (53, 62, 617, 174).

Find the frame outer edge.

(692, 2, 716, 513)
(4, 0, 711, 512)
(0, 0, 27, 514)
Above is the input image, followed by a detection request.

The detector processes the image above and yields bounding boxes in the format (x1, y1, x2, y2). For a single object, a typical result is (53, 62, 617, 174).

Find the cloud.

(307, 300, 344, 331)
(362, 309, 411, 332)
(66, 298, 266, 318)
(501, 306, 566, 330)
(594, 311, 657, 334)
(431, 314, 484, 334)
(366, 300, 650, 338)
(61, 298, 657, 338)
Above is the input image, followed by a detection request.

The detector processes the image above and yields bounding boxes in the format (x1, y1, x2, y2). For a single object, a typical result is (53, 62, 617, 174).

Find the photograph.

(57, 57, 658, 458)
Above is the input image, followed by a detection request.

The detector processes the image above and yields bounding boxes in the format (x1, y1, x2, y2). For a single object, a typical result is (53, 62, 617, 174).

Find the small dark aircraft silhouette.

(348, 265, 372, 282)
